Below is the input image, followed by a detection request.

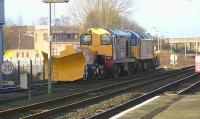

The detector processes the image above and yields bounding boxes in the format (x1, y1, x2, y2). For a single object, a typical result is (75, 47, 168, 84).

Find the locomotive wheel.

(113, 64, 121, 78)
(128, 63, 135, 75)
(138, 62, 142, 72)
(150, 60, 154, 70)
(134, 63, 139, 73)
(96, 66, 105, 78)
(148, 61, 151, 71)
(141, 62, 144, 72)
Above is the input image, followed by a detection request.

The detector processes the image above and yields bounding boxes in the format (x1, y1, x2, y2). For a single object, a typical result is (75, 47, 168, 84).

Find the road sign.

(195, 55, 200, 73)
(43, 0, 69, 3)
(1, 62, 14, 75)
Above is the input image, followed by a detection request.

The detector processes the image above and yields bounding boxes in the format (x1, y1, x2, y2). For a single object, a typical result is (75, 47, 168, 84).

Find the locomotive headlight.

(106, 56, 112, 60)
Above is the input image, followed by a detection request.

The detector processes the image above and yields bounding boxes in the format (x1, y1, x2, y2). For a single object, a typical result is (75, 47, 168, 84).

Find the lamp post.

(42, 0, 69, 95)
(153, 27, 160, 50)
(195, 32, 198, 56)
(157, 32, 160, 50)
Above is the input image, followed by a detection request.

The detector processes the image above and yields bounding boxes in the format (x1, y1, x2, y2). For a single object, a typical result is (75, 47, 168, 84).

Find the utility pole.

(195, 33, 198, 56)
(157, 34, 160, 50)
(48, 3, 52, 95)
(0, 0, 5, 88)
(185, 41, 187, 61)
(182, 34, 187, 61)
(42, 0, 69, 95)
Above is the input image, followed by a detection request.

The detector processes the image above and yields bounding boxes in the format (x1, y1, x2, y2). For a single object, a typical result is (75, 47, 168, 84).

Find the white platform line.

(110, 96, 160, 119)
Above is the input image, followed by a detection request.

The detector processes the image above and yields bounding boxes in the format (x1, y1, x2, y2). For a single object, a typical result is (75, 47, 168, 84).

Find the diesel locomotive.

(81, 28, 160, 79)
(43, 28, 160, 81)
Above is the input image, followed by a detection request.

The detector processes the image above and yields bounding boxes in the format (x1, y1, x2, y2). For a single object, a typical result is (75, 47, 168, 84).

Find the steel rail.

(177, 79, 200, 95)
(0, 72, 167, 117)
(0, 69, 161, 94)
(0, 83, 48, 94)
(18, 68, 194, 119)
(0, 66, 194, 118)
(88, 73, 198, 119)
(0, 66, 193, 94)
(0, 70, 165, 104)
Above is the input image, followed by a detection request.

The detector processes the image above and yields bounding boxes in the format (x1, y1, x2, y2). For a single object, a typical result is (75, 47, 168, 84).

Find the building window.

(16, 53, 19, 58)
(36, 53, 39, 57)
(71, 34, 75, 39)
(101, 34, 112, 45)
(67, 34, 72, 39)
(43, 33, 48, 41)
(63, 34, 67, 39)
(75, 34, 78, 39)
(26, 52, 29, 57)
(22, 52, 24, 57)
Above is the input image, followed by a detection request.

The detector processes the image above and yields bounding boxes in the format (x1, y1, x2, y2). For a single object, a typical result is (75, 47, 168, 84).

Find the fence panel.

(3, 59, 45, 87)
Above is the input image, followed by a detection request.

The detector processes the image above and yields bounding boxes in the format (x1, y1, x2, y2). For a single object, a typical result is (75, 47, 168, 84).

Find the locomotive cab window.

(81, 34, 92, 45)
(130, 36, 138, 46)
(101, 34, 112, 45)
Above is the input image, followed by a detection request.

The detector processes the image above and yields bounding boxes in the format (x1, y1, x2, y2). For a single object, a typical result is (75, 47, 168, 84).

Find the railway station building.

(168, 37, 200, 54)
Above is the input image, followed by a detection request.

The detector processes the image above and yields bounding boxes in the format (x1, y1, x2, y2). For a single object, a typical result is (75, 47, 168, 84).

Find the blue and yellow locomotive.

(80, 28, 160, 79)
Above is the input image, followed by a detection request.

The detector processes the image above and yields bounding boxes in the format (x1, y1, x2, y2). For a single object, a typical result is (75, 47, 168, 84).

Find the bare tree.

(5, 19, 15, 26)
(121, 18, 145, 32)
(3, 26, 16, 51)
(60, 15, 70, 26)
(70, 0, 144, 31)
(54, 15, 71, 26)
(38, 17, 48, 25)
(16, 15, 24, 26)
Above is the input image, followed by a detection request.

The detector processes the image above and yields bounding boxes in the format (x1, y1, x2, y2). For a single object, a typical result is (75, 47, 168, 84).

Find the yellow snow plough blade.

(43, 52, 85, 81)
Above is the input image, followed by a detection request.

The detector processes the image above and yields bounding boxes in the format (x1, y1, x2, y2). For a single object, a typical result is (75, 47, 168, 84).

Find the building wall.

(4, 25, 80, 65)
(34, 26, 49, 58)
(34, 25, 80, 57)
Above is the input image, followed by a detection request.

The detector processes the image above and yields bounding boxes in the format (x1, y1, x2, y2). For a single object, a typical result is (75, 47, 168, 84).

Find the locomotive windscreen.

(101, 34, 112, 45)
(81, 34, 92, 45)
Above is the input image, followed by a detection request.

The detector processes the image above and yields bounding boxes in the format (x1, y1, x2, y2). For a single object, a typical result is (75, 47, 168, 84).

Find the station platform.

(111, 95, 200, 119)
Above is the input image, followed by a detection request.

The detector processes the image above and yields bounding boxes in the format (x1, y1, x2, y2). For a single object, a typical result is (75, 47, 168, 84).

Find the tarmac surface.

(112, 95, 200, 119)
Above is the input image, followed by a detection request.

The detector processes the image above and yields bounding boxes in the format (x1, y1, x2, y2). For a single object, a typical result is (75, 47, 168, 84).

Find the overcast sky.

(4, 0, 200, 37)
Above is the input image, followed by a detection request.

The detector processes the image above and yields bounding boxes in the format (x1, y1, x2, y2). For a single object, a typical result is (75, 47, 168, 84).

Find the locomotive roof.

(86, 28, 152, 40)
(136, 32, 152, 39)
(107, 29, 131, 36)
(123, 30, 140, 38)
(87, 28, 110, 35)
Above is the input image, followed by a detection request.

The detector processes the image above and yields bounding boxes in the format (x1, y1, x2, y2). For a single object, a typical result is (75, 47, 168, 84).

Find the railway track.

(0, 83, 48, 94)
(0, 69, 162, 94)
(0, 66, 194, 119)
(89, 73, 199, 119)
(0, 67, 183, 95)
(170, 75, 200, 95)
(0, 69, 168, 105)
